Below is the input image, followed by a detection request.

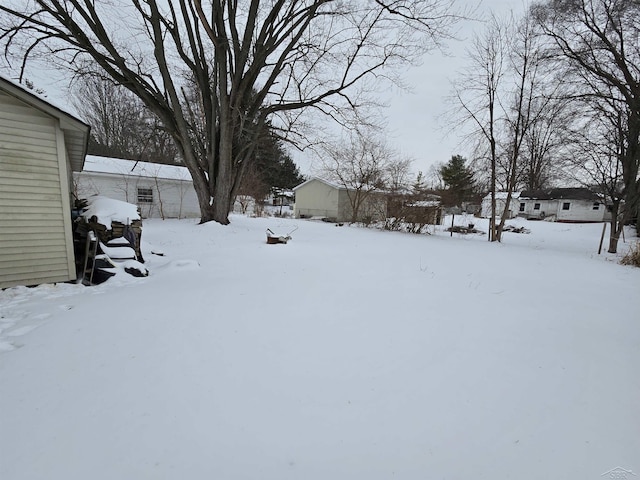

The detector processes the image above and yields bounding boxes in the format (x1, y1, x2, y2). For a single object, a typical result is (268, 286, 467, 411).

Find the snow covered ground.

(1, 215, 639, 480)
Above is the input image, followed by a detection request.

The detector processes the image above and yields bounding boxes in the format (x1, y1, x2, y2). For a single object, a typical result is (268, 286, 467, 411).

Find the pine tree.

(439, 155, 475, 206)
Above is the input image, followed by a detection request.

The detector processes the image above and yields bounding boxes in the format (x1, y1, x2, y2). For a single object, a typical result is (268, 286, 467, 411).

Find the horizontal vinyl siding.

(0, 182, 64, 196)
(1, 269, 74, 287)
(0, 91, 74, 288)
(294, 179, 340, 219)
(75, 172, 201, 219)
(0, 239, 67, 255)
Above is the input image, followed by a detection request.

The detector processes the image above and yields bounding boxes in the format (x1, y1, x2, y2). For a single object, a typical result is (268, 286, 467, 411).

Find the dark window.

(593, 203, 600, 210)
(534, 203, 540, 210)
(562, 202, 570, 210)
(137, 187, 153, 204)
(519, 202, 525, 212)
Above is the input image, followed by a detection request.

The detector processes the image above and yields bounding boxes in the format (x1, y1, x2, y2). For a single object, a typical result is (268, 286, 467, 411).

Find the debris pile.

(503, 224, 531, 234)
(74, 196, 148, 284)
(447, 224, 483, 235)
(266, 226, 297, 244)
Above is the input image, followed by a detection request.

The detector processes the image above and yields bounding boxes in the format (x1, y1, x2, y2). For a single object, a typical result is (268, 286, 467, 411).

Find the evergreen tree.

(252, 133, 304, 191)
(439, 155, 475, 206)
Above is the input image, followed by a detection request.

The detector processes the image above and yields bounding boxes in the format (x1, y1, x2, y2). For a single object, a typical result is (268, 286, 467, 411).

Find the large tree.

(566, 96, 627, 252)
(451, 13, 505, 241)
(452, 11, 562, 241)
(0, 0, 459, 225)
(534, 0, 640, 250)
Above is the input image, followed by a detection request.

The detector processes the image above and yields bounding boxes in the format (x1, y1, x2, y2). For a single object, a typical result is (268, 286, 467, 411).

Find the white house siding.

(517, 198, 607, 222)
(74, 158, 201, 219)
(0, 91, 76, 288)
(480, 193, 520, 219)
(516, 199, 557, 220)
(294, 179, 340, 219)
(558, 200, 607, 222)
(481, 197, 511, 218)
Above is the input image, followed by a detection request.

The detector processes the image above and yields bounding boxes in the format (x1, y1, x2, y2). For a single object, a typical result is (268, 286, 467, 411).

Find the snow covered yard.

(1, 215, 638, 480)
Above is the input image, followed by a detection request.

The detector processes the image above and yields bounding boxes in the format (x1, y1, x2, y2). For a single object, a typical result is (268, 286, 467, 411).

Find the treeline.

(445, 0, 639, 251)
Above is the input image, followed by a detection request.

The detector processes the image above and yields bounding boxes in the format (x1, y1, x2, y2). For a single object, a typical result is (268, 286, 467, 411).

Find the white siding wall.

(294, 179, 340, 219)
(518, 199, 607, 222)
(74, 172, 200, 219)
(0, 91, 76, 288)
(481, 198, 518, 218)
(556, 200, 607, 222)
(518, 199, 556, 219)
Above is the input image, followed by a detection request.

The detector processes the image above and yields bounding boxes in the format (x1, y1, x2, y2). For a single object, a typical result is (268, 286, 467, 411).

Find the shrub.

(620, 242, 640, 268)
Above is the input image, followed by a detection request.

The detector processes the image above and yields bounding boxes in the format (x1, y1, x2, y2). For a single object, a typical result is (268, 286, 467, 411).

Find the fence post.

(598, 222, 607, 254)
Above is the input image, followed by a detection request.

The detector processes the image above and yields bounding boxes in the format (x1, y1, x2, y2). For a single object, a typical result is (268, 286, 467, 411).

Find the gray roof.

(519, 188, 600, 201)
(0, 75, 90, 172)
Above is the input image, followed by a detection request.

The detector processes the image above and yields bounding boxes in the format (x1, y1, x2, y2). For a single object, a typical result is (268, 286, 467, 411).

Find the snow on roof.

(82, 155, 192, 181)
(483, 191, 521, 200)
(407, 200, 441, 207)
(293, 177, 344, 191)
(293, 176, 383, 192)
(81, 195, 141, 229)
(519, 188, 600, 201)
(0, 73, 85, 121)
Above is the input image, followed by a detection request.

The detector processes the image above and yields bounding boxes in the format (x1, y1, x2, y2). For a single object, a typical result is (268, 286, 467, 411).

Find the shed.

(74, 155, 200, 219)
(293, 177, 387, 223)
(517, 188, 610, 222)
(0, 76, 90, 289)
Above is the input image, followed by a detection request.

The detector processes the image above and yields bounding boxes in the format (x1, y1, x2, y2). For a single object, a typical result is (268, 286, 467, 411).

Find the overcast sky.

(13, 0, 527, 179)
(349, 0, 529, 179)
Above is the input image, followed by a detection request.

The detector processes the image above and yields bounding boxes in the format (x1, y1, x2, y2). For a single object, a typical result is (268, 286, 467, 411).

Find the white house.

(516, 188, 610, 222)
(74, 155, 200, 219)
(293, 177, 387, 222)
(480, 191, 521, 219)
(0, 75, 90, 289)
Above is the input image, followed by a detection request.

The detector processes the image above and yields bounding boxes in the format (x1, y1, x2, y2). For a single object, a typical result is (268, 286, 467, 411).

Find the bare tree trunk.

(607, 202, 621, 253)
(154, 176, 165, 220)
(191, 167, 216, 224)
(490, 139, 497, 242)
(1, 0, 461, 226)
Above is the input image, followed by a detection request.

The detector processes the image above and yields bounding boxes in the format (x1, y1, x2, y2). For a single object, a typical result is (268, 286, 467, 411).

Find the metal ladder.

(80, 230, 99, 285)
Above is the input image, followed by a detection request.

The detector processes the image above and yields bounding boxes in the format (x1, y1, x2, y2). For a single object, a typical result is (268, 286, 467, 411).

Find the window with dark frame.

(562, 202, 570, 210)
(534, 203, 540, 210)
(137, 187, 154, 204)
(593, 202, 600, 210)
(519, 203, 525, 212)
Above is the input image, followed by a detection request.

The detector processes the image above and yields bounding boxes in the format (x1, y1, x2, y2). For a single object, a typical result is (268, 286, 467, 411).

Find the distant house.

(74, 155, 200, 219)
(480, 191, 521, 219)
(517, 188, 610, 222)
(293, 177, 387, 222)
(0, 75, 90, 288)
